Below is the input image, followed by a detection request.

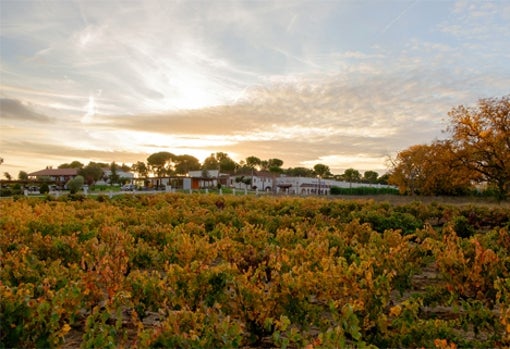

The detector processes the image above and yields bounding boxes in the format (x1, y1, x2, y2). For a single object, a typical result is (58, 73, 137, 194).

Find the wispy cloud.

(0, 98, 51, 122)
(0, 139, 145, 165)
(0, 0, 509, 174)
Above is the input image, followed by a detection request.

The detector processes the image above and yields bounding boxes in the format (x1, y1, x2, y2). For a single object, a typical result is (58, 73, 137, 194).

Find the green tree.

(202, 153, 219, 170)
(343, 168, 361, 184)
(131, 161, 149, 178)
(174, 155, 201, 175)
(268, 158, 284, 174)
(377, 173, 390, 185)
(285, 167, 314, 177)
(109, 162, 120, 185)
(246, 156, 261, 170)
(58, 161, 84, 169)
(447, 95, 510, 200)
(363, 171, 378, 184)
(217, 152, 238, 173)
(4, 172, 11, 181)
(147, 151, 175, 178)
(18, 171, 28, 181)
(313, 164, 331, 178)
(202, 152, 237, 173)
(120, 163, 131, 172)
(79, 162, 104, 185)
(67, 175, 85, 194)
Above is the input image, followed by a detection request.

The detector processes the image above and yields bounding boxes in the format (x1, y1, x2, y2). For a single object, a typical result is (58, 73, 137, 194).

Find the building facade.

(28, 167, 78, 187)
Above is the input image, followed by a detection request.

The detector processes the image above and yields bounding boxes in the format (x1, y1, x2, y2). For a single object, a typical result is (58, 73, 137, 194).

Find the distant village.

(0, 154, 396, 197)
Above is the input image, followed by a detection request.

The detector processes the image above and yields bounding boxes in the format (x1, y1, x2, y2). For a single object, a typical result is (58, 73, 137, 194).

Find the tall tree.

(343, 168, 361, 186)
(79, 162, 104, 185)
(268, 158, 284, 174)
(313, 164, 331, 178)
(447, 95, 510, 200)
(202, 152, 237, 173)
(109, 162, 120, 185)
(285, 167, 314, 177)
(202, 153, 219, 170)
(363, 171, 379, 184)
(120, 163, 132, 172)
(174, 155, 201, 175)
(388, 141, 475, 196)
(4, 172, 12, 181)
(389, 144, 428, 195)
(246, 156, 261, 170)
(18, 171, 28, 181)
(377, 173, 390, 185)
(147, 151, 175, 178)
(58, 161, 84, 169)
(217, 152, 238, 173)
(132, 161, 149, 178)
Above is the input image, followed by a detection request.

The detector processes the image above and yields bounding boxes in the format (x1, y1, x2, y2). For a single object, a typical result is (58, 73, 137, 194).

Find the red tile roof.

(28, 168, 79, 176)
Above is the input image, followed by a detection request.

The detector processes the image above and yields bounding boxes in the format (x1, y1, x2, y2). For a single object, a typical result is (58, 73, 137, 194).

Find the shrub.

(66, 175, 84, 194)
(40, 183, 50, 194)
(0, 187, 12, 197)
(330, 186, 399, 195)
(453, 215, 475, 238)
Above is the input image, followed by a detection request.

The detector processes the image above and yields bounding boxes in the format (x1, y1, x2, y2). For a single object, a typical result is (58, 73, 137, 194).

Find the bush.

(453, 215, 475, 238)
(0, 187, 12, 197)
(330, 186, 399, 195)
(66, 175, 84, 194)
(40, 183, 50, 194)
(12, 184, 23, 196)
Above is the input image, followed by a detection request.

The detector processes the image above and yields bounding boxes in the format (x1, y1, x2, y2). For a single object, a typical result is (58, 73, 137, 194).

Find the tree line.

(1, 154, 389, 187)
(29, 154, 388, 186)
(4, 95, 506, 199)
(387, 95, 509, 200)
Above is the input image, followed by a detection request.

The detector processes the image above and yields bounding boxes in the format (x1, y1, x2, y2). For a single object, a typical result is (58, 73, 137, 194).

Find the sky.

(1, 0, 509, 177)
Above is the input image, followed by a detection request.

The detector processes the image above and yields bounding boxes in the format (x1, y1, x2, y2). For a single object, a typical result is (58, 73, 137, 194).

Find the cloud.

(94, 66, 470, 172)
(0, 98, 51, 122)
(108, 66, 462, 139)
(0, 138, 145, 166)
(1, 0, 509, 175)
(439, 1, 510, 41)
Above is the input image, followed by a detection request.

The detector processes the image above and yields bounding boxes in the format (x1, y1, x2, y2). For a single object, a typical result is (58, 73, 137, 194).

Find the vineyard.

(1, 193, 510, 348)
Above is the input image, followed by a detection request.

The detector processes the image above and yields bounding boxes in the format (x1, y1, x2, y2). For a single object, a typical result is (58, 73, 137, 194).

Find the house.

(138, 170, 226, 190)
(229, 171, 276, 191)
(95, 168, 135, 185)
(185, 170, 225, 190)
(276, 176, 330, 195)
(275, 176, 395, 195)
(28, 167, 79, 187)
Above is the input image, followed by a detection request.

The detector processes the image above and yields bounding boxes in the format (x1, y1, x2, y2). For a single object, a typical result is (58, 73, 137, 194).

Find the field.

(1, 193, 510, 348)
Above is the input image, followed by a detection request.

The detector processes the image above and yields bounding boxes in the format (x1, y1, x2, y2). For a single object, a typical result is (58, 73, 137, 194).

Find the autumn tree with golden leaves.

(390, 96, 509, 198)
(447, 95, 510, 200)
(388, 140, 475, 196)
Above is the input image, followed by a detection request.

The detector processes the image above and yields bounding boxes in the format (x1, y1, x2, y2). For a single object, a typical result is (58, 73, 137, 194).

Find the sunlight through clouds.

(1, 0, 509, 174)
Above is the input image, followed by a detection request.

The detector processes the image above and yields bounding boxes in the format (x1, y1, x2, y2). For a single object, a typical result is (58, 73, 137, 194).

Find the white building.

(96, 168, 134, 185)
(276, 176, 394, 195)
(229, 171, 276, 191)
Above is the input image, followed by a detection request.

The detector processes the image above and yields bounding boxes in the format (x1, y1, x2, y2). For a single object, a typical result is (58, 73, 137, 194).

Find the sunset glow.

(1, 1, 509, 175)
